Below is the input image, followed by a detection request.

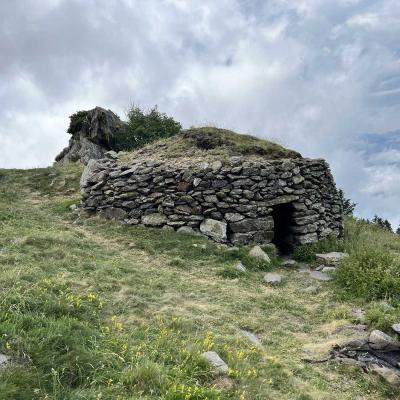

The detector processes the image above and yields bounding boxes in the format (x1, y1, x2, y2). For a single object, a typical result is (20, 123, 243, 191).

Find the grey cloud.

(0, 0, 399, 226)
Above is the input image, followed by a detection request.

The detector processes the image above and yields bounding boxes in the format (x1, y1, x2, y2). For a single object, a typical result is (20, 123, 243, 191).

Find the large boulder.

(55, 107, 127, 165)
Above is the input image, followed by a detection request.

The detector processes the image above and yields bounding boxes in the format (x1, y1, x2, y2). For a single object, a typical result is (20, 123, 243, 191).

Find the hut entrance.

(272, 203, 295, 254)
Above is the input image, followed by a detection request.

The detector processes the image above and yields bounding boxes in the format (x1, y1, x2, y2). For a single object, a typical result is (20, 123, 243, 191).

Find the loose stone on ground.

(241, 330, 262, 346)
(309, 270, 331, 281)
(201, 351, 229, 374)
(263, 272, 282, 285)
(249, 245, 270, 262)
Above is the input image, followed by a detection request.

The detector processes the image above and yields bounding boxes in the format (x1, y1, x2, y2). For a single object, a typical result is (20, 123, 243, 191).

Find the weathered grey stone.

(316, 252, 348, 266)
(391, 323, 400, 334)
(368, 330, 400, 351)
(263, 272, 282, 285)
(177, 226, 197, 235)
(281, 259, 297, 267)
(201, 351, 229, 374)
(142, 213, 167, 226)
(309, 270, 331, 281)
(241, 330, 261, 346)
(230, 217, 273, 233)
(369, 364, 400, 386)
(249, 245, 270, 262)
(230, 231, 274, 245)
(102, 207, 127, 220)
(200, 219, 227, 242)
(0, 353, 10, 367)
(56, 107, 127, 165)
(224, 213, 245, 222)
(234, 261, 246, 273)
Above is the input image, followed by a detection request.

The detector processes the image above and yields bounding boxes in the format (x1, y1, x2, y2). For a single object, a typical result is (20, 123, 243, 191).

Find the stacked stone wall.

(80, 156, 343, 246)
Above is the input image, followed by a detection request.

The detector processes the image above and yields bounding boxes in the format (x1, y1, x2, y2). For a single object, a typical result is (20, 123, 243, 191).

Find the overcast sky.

(1, 0, 399, 227)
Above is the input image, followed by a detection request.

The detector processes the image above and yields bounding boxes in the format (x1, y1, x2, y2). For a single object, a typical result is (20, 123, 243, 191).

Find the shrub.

(115, 105, 181, 151)
(67, 110, 89, 135)
(293, 235, 345, 262)
(334, 248, 400, 303)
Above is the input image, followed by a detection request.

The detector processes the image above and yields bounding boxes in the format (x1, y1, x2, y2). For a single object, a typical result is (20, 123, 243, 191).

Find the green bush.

(115, 105, 181, 151)
(334, 248, 400, 303)
(67, 110, 89, 135)
(293, 235, 344, 262)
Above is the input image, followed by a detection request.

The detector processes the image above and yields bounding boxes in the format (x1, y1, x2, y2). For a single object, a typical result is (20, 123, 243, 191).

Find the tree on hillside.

(114, 105, 181, 151)
(338, 189, 356, 215)
(396, 225, 400, 235)
(372, 215, 393, 232)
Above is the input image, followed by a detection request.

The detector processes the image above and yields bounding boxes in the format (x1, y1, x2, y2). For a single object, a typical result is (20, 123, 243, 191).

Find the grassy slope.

(121, 127, 302, 166)
(0, 165, 398, 399)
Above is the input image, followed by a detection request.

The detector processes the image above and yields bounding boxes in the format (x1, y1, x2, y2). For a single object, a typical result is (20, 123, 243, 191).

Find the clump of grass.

(364, 303, 400, 332)
(334, 248, 400, 303)
(293, 235, 345, 263)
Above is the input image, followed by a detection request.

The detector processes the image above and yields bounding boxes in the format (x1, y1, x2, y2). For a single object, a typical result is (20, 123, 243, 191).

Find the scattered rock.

(298, 266, 311, 273)
(200, 219, 227, 242)
(315, 265, 325, 271)
(263, 272, 282, 285)
(315, 252, 348, 266)
(234, 261, 246, 273)
(241, 330, 261, 346)
(368, 330, 400, 351)
(104, 150, 118, 159)
(281, 259, 296, 267)
(0, 353, 10, 367)
(369, 364, 400, 386)
(201, 351, 229, 374)
(309, 270, 331, 281)
(392, 324, 400, 335)
(249, 246, 270, 262)
(162, 225, 174, 232)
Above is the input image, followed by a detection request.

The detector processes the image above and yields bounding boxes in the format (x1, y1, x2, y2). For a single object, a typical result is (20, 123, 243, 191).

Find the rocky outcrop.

(80, 156, 343, 248)
(55, 107, 127, 165)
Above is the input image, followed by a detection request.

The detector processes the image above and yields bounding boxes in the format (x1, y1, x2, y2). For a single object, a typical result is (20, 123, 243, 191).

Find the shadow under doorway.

(272, 202, 295, 254)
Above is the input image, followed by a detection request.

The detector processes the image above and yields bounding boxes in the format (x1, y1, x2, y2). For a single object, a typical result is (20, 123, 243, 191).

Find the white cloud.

(0, 0, 399, 227)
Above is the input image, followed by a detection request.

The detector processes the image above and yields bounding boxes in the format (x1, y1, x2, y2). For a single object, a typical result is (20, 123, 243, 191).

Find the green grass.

(0, 165, 399, 399)
(120, 127, 301, 166)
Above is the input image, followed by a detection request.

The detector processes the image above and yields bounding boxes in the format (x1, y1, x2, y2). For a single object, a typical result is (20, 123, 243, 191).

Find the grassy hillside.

(0, 165, 399, 399)
(121, 127, 302, 166)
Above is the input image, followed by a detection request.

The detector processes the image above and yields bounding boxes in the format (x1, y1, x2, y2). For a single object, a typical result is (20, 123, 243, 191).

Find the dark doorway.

(272, 203, 295, 254)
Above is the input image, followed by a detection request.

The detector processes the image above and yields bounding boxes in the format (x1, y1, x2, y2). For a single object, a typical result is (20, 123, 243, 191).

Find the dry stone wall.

(80, 156, 343, 247)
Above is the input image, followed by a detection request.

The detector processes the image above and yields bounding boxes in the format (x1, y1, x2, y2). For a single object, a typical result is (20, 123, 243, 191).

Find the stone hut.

(80, 128, 343, 252)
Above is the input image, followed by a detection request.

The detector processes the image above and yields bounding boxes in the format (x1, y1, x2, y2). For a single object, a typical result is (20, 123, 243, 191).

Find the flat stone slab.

(201, 351, 229, 374)
(309, 270, 331, 281)
(0, 353, 10, 367)
(263, 272, 282, 285)
(316, 252, 348, 266)
(249, 246, 270, 263)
